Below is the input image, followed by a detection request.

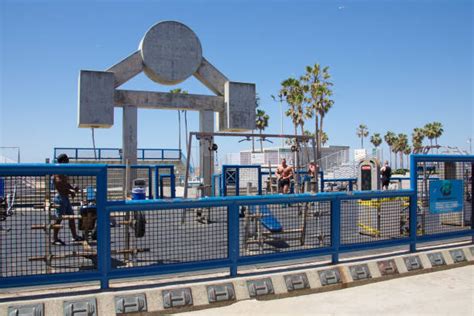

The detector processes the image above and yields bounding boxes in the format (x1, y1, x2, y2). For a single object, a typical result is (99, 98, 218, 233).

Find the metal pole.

(183, 133, 193, 199)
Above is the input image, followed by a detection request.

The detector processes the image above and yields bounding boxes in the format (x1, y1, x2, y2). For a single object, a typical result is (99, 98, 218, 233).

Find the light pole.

(468, 137, 472, 154)
(271, 94, 284, 148)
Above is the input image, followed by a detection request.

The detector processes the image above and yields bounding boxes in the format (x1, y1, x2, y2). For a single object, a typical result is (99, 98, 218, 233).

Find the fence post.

(96, 166, 110, 289)
(236, 168, 240, 196)
(228, 203, 240, 276)
(170, 166, 176, 198)
(319, 171, 324, 192)
(409, 155, 417, 252)
(331, 197, 341, 264)
(154, 167, 160, 199)
(471, 162, 474, 243)
(148, 167, 153, 199)
(257, 166, 262, 195)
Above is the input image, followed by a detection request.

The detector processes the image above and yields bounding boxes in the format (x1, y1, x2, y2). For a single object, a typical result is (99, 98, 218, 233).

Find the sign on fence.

(429, 180, 464, 214)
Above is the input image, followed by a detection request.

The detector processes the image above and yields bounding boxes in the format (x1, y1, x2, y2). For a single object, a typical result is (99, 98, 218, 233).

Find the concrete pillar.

(199, 110, 214, 196)
(122, 105, 138, 197)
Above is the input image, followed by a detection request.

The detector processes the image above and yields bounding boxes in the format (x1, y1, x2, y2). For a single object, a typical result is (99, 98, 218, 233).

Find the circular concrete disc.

(140, 21, 203, 85)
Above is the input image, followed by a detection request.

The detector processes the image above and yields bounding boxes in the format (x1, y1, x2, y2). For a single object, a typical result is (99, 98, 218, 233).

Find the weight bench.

(243, 203, 309, 253)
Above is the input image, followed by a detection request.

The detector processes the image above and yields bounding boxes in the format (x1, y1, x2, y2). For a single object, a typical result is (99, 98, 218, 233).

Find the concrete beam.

(193, 57, 229, 96)
(114, 90, 225, 112)
(106, 51, 144, 88)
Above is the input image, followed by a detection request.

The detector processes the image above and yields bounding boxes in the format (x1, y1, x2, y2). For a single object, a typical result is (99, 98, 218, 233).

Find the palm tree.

(412, 128, 425, 153)
(403, 145, 412, 170)
(432, 121, 444, 150)
(280, 77, 305, 192)
(424, 123, 436, 147)
(255, 109, 269, 152)
(395, 133, 408, 169)
(321, 131, 329, 146)
(301, 63, 334, 161)
(170, 88, 188, 156)
(356, 124, 369, 148)
(370, 133, 382, 159)
(384, 131, 396, 166)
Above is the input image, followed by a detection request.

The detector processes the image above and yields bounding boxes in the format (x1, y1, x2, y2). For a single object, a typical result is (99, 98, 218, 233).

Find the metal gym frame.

(183, 132, 314, 198)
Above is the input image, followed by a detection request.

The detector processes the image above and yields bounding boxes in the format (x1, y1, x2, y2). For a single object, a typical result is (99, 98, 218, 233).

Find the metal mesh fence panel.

(238, 168, 260, 196)
(0, 175, 98, 277)
(416, 161, 472, 236)
(110, 206, 228, 269)
(239, 201, 331, 256)
(340, 197, 410, 245)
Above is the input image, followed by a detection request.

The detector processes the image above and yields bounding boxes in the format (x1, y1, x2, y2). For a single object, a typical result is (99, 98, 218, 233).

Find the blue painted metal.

(1, 155, 473, 289)
(95, 167, 110, 289)
(154, 165, 175, 199)
(331, 198, 341, 264)
(228, 203, 239, 276)
(54, 147, 182, 161)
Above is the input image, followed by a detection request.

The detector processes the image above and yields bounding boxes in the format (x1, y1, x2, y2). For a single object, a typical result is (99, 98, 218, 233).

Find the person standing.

(51, 153, 83, 245)
(380, 160, 392, 190)
(275, 158, 294, 194)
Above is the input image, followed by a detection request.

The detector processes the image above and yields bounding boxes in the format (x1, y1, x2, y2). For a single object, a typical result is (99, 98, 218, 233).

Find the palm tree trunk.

(400, 152, 404, 169)
(319, 116, 324, 161)
(300, 124, 309, 164)
(259, 129, 263, 153)
(315, 116, 321, 160)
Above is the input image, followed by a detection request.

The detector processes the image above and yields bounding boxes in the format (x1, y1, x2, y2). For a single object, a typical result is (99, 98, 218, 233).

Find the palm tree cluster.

(278, 63, 334, 161)
(363, 121, 444, 170)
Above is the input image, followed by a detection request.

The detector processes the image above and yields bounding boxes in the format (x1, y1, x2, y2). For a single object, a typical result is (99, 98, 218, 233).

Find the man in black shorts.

(380, 160, 392, 190)
(275, 158, 294, 194)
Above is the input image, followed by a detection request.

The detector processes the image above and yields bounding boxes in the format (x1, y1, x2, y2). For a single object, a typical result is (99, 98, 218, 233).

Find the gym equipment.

(242, 203, 309, 253)
(357, 197, 408, 238)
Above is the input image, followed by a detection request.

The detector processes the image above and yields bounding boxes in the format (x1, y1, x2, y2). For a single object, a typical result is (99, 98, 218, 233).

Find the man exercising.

(52, 153, 83, 245)
(275, 158, 294, 194)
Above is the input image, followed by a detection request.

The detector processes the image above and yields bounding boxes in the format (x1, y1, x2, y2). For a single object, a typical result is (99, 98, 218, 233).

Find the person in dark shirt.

(380, 160, 392, 190)
(52, 154, 83, 245)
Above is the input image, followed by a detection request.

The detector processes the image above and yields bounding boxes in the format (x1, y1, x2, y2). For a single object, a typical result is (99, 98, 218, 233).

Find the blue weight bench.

(248, 205, 283, 233)
(243, 203, 309, 253)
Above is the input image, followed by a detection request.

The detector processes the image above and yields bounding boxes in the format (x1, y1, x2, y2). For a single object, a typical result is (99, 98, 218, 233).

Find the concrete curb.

(1, 245, 473, 315)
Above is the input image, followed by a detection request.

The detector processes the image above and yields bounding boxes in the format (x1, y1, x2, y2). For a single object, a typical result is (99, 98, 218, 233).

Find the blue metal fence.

(0, 155, 473, 290)
(53, 147, 182, 161)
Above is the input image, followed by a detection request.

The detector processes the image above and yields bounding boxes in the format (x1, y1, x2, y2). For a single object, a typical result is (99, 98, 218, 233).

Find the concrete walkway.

(179, 265, 474, 316)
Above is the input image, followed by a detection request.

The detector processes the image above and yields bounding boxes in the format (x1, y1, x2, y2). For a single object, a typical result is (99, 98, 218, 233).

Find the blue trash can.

(132, 187, 146, 200)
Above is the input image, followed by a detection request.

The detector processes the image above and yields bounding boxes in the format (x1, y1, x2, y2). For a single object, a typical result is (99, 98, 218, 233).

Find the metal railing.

(0, 154, 472, 290)
(53, 147, 182, 161)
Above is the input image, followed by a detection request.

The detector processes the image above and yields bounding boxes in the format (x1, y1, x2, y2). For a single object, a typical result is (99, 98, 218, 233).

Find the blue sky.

(0, 0, 472, 162)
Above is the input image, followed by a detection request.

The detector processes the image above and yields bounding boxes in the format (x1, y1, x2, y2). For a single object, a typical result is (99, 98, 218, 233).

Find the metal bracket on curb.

(427, 252, 446, 266)
(349, 264, 371, 280)
(115, 293, 147, 314)
(318, 269, 341, 286)
(207, 284, 235, 303)
(449, 249, 466, 263)
(404, 256, 423, 271)
(377, 259, 398, 276)
(247, 278, 274, 297)
(8, 304, 44, 316)
(64, 298, 97, 316)
(284, 273, 310, 291)
(163, 288, 193, 309)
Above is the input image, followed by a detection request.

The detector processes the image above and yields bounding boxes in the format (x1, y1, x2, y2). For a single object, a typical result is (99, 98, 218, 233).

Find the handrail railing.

(53, 147, 182, 161)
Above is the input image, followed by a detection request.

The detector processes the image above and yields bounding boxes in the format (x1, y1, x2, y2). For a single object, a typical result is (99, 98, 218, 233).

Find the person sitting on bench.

(275, 158, 294, 194)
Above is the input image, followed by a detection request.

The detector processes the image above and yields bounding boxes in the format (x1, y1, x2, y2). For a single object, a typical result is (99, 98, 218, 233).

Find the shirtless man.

(275, 158, 294, 194)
